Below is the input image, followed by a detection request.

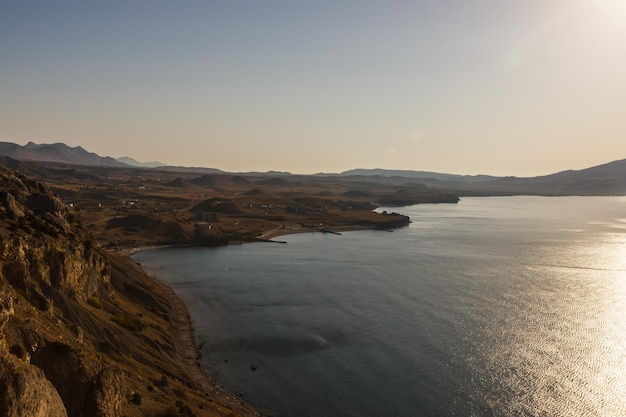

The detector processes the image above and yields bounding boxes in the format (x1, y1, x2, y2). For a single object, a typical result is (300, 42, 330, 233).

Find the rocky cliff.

(0, 166, 258, 416)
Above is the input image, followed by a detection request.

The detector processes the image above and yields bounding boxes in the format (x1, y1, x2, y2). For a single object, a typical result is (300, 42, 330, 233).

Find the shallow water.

(135, 196, 626, 417)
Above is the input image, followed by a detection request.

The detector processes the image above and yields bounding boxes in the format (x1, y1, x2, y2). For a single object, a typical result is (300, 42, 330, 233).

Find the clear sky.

(1, 1, 625, 176)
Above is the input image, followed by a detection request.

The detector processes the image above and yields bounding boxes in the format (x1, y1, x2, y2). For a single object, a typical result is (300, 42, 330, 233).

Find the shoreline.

(256, 224, 380, 240)
(138, 255, 262, 416)
(123, 224, 400, 415)
(123, 223, 393, 256)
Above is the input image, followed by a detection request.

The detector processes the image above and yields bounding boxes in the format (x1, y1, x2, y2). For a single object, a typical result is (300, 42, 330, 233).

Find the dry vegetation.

(17, 162, 458, 250)
(0, 164, 259, 416)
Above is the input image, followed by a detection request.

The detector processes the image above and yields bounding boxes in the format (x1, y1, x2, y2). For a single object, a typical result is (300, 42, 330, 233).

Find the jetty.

(319, 228, 342, 235)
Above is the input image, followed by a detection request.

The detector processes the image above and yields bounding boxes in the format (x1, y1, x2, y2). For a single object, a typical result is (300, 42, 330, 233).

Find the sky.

(1, 0, 625, 176)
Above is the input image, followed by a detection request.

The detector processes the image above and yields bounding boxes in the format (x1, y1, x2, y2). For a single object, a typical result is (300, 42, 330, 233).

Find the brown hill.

(191, 199, 243, 215)
(0, 165, 258, 417)
(342, 189, 373, 198)
(231, 176, 251, 184)
(0, 141, 126, 167)
(163, 176, 193, 188)
(189, 174, 233, 187)
(256, 177, 290, 186)
(105, 214, 195, 244)
(243, 188, 265, 196)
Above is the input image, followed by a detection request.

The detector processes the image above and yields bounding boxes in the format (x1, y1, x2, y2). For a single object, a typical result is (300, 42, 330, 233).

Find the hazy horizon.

(2, 1, 625, 176)
(5, 138, 625, 178)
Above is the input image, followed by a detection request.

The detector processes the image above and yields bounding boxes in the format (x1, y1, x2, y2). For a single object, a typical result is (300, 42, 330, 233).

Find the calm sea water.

(134, 196, 626, 417)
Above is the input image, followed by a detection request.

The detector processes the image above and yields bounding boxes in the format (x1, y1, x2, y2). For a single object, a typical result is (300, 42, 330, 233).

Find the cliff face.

(0, 166, 122, 417)
(0, 165, 258, 417)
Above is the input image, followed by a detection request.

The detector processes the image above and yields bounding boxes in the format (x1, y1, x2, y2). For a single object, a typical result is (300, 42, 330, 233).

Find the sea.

(134, 196, 626, 417)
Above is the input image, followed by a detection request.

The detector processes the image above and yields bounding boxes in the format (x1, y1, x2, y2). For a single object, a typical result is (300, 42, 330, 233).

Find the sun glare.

(589, 0, 626, 17)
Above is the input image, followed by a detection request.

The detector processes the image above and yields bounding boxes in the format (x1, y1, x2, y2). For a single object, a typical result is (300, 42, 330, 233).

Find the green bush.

(112, 314, 145, 332)
(87, 296, 103, 309)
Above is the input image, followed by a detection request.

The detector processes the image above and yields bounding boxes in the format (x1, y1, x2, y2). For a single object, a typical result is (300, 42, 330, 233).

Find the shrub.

(159, 400, 196, 417)
(87, 296, 103, 309)
(130, 392, 142, 405)
(155, 375, 168, 388)
(112, 314, 146, 332)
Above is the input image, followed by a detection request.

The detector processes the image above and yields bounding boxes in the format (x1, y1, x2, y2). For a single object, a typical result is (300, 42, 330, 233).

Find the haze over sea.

(135, 196, 626, 417)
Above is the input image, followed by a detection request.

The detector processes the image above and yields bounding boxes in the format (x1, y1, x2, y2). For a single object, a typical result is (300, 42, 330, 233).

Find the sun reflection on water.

(475, 219, 626, 416)
(517, 226, 626, 416)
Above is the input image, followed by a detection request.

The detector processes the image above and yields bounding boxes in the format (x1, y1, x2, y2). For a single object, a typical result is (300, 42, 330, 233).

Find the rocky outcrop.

(0, 166, 124, 417)
(0, 355, 68, 417)
(0, 171, 71, 234)
(0, 164, 259, 417)
(28, 342, 123, 417)
(1, 236, 112, 303)
(83, 368, 123, 417)
(0, 165, 112, 303)
(0, 290, 13, 354)
(0, 291, 12, 330)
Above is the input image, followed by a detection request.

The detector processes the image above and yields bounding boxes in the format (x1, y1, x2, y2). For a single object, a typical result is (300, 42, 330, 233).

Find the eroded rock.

(0, 355, 68, 417)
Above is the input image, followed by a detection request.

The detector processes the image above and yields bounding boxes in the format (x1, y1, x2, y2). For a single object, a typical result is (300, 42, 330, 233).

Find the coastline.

(124, 224, 396, 415)
(137, 254, 262, 417)
(124, 224, 391, 256)
(256, 223, 395, 240)
(120, 222, 409, 415)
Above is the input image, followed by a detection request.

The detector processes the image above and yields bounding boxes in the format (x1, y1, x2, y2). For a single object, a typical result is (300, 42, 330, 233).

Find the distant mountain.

(116, 156, 164, 168)
(339, 160, 626, 196)
(2, 141, 624, 196)
(477, 158, 626, 196)
(0, 141, 127, 167)
(340, 168, 498, 183)
(156, 165, 224, 174)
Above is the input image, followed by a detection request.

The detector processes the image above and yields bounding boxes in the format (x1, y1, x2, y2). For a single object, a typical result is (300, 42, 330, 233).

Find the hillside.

(0, 156, 453, 249)
(339, 168, 498, 182)
(116, 157, 165, 168)
(0, 165, 258, 417)
(342, 159, 626, 196)
(2, 141, 624, 196)
(455, 158, 626, 196)
(0, 142, 126, 167)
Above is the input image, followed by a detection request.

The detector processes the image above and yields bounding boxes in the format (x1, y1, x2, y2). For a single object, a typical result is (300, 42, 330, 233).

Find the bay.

(134, 196, 626, 417)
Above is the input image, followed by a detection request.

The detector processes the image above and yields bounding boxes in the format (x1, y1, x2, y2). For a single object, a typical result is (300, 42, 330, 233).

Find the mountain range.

(339, 161, 626, 195)
(115, 156, 164, 168)
(0, 141, 163, 168)
(338, 168, 498, 182)
(0, 141, 624, 195)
